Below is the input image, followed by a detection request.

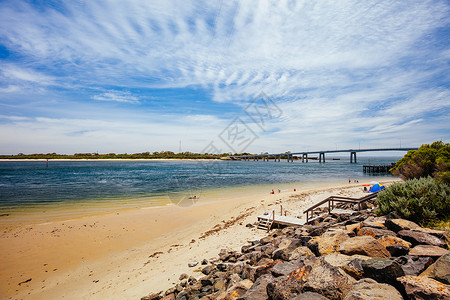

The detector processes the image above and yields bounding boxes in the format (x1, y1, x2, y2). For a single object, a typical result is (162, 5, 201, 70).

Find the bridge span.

(231, 147, 418, 163)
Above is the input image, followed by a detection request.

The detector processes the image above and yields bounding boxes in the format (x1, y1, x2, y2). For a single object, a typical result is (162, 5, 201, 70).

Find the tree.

(391, 141, 450, 184)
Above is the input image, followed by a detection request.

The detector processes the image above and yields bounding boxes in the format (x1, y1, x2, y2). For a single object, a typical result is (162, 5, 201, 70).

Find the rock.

(378, 235, 412, 257)
(160, 294, 175, 300)
(397, 275, 450, 300)
(220, 279, 253, 299)
(246, 223, 254, 228)
(324, 253, 365, 279)
(271, 261, 302, 277)
(340, 236, 391, 258)
(346, 222, 362, 233)
(201, 265, 214, 275)
(216, 263, 227, 272)
(267, 257, 354, 300)
(239, 274, 273, 300)
(412, 227, 450, 241)
(396, 255, 434, 276)
(200, 277, 214, 287)
(141, 292, 162, 300)
(241, 244, 256, 253)
(309, 229, 350, 256)
(398, 230, 446, 247)
(362, 258, 404, 284)
(343, 278, 403, 300)
(291, 291, 329, 299)
(213, 278, 226, 291)
(385, 218, 420, 232)
(179, 273, 189, 281)
(287, 246, 315, 260)
(357, 227, 397, 238)
(362, 220, 386, 229)
(188, 261, 199, 267)
(410, 245, 450, 257)
(420, 253, 450, 284)
(201, 259, 208, 265)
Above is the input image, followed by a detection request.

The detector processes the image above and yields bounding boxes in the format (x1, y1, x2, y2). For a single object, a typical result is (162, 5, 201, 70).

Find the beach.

(0, 179, 400, 299)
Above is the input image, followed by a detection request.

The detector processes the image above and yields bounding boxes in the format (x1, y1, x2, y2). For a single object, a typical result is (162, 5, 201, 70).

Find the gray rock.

(141, 292, 162, 300)
(201, 259, 208, 265)
(291, 291, 329, 300)
(410, 245, 450, 257)
(324, 253, 365, 279)
(420, 253, 450, 284)
(395, 255, 434, 276)
(201, 265, 214, 275)
(179, 273, 189, 281)
(397, 275, 450, 300)
(362, 258, 404, 284)
(188, 261, 199, 267)
(398, 230, 446, 247)
(385, 219, 420, 232)
(343, 278, 403, 300)
(271, 260, 302, 277)
(239, 274, 274, 300)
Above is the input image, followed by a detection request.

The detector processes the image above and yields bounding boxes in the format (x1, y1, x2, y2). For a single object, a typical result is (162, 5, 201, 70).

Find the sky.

(0, 0, 449, 155)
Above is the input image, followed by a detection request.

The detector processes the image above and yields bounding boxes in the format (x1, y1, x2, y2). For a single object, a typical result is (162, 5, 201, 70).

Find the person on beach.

(278, 189, 281, 193)
(349, 177, 351, 183)
(271, 189, 275, 194)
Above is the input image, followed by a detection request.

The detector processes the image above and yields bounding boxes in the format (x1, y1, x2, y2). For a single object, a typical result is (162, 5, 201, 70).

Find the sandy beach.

(0, 179, 400, 300)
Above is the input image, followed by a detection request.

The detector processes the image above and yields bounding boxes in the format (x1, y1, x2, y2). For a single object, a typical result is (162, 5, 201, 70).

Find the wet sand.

(0, 179, 400, 299)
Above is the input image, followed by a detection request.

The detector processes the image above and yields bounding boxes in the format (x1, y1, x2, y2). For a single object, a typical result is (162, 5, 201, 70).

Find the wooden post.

(280, 205, 283, 215)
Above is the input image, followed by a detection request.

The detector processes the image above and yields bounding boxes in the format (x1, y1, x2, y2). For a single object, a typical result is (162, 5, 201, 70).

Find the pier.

(231, 147, 417, 163)
(363, 163, 395, 173)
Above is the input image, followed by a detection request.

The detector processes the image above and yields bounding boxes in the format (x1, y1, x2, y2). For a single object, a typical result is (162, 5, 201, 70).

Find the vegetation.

(375, 177, 450, 226)
(0, 151, 253, 160)
(391, 141, 450, 184)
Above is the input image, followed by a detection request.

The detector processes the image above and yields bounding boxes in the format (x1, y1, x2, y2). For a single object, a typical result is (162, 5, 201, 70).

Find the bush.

(391, 141, 450, 184)
(375, 177, 450, 226)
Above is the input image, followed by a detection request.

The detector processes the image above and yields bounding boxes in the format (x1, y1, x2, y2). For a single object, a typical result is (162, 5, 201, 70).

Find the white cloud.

(0, 0, 448, 152)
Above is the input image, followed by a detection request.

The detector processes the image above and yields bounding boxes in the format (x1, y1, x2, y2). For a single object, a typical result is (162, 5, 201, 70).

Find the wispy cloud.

(0, 0, 448, 153)
(92, 90, 140, 103)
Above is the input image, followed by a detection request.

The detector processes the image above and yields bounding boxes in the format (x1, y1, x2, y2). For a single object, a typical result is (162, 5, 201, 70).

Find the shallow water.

(0, 157, 399, 215)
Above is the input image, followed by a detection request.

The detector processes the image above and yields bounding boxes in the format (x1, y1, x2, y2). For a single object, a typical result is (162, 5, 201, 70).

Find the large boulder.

(396, 255, 434, 276)
(378, 235, 412, 257)
(271, 260, 303, 277)
(343, 278, 403, 300)
(357, 227, 397, 238)
(409, 245, 450, 257)
(308, 229, 350, 256)
(398, 230, 446, 247)
(397, 275, 450, 300)
(420, 253, 450, 284)
(239, 274, 273, 300)
(340, 236, 390, 258)
(362, 258, 404, 284)
(266, 257, 354, 300)
(324, 253, 368, 279)
(385, 219, 420, 232)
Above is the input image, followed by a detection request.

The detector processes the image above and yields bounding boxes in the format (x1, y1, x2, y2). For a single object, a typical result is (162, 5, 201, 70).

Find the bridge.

(230, 147, 418, 163)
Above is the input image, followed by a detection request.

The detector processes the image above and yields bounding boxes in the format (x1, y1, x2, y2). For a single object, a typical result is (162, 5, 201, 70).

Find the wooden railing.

(303, 192, 379, 223)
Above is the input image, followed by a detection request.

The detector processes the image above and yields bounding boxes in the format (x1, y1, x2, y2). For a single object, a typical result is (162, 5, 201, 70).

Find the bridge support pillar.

(319, 152, 325, 163)
(302, 153, 308, 162)
(350, 152, 357, 163)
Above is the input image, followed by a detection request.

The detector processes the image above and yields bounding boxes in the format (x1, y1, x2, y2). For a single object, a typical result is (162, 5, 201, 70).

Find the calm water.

(0, 157, 399, 211)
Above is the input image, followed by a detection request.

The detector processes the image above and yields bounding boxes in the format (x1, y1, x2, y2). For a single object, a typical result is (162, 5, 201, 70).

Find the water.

(0, 157, 399, 213)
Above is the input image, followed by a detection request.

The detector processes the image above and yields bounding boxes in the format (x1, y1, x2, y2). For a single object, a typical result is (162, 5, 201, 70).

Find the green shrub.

(391, 141, 450, 184)
(375, 177, 450, 226)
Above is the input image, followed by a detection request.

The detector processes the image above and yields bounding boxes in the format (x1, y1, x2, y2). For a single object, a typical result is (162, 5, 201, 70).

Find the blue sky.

(0, 0, 449, 155)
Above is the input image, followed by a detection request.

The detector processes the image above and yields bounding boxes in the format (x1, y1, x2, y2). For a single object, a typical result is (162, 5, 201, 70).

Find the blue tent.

(370, 184, 385, 193)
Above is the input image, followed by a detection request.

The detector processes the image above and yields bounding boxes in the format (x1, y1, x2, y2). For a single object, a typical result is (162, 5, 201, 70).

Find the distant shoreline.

(0, 158, 225, 161)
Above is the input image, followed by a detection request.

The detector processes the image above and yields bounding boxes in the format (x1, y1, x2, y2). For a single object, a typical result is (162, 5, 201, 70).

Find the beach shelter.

(369, 184, 385, 193)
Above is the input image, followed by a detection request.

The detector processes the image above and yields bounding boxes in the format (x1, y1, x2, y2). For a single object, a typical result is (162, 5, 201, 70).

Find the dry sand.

(0, 179, 400, 300)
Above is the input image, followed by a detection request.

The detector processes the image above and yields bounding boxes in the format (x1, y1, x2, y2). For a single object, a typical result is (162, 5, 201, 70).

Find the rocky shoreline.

(142, 200, 450, 300)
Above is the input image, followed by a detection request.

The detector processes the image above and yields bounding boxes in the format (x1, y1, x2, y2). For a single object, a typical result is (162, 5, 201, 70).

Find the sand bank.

(0, 179, 400, 299)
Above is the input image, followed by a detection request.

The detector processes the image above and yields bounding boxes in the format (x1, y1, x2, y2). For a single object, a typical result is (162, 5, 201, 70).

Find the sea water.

(0, 157, 400, 214)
